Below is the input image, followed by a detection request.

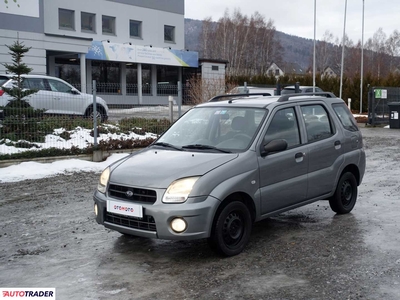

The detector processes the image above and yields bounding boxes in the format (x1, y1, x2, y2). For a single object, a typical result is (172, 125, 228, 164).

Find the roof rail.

(277, 92, 337, 102)
(208, 93, 272, 102)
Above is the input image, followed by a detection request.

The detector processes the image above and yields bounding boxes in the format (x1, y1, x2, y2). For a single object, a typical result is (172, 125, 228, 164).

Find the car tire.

(208, 201, 252, 256)
(329, 172, 357, 214)
(86, 105, 107, 123)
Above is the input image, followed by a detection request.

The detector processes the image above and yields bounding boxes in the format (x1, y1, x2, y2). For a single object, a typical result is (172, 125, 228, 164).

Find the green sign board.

(375, 89, 387, 99)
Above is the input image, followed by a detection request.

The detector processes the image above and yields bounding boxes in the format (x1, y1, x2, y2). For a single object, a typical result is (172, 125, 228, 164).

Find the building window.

(55, 57, 81, 88)
(211, 65, 219, 71)
(157, 65, 178, 96)
(126, 63, 138, 94)
(102, 15, 116, 35)
(92, 61, 120, 94)
(275, 69, 280, 76)
(59, 9, 74, 30)
(81, 12, 96, 33)
(125, 63, 152, 95)
(142, 64, 152, 95)
(164, 25, 175, 42)
(130, 20, 142, 38)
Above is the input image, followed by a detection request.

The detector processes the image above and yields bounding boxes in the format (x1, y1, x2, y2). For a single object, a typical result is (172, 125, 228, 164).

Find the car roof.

(197, 92, 340, 109)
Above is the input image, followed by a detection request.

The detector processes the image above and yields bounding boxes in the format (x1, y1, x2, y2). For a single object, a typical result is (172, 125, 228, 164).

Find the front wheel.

(86, 106, 107, 123)
(329, 172, 358, 214)
(208, 201, 252, 256)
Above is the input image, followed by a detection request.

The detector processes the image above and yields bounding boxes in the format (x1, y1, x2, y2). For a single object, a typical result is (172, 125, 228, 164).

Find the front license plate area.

(107, 200, 143, 218)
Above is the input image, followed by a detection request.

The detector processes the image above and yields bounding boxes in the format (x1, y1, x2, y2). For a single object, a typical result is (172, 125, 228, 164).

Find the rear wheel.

(208, 201, 252, 256)
(329, 172, 357, 214)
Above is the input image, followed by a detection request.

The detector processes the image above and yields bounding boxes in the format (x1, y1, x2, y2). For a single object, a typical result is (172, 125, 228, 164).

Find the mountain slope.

(185, 18, 315, 69)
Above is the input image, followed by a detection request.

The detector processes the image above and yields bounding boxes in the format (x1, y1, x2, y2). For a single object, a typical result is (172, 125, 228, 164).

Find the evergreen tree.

(2, 40, 37, 106)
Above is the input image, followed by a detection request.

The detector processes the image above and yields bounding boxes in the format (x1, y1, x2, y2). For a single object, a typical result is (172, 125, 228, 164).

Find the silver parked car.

(0, 74, 108, 122)
(94, 92, 366, 256)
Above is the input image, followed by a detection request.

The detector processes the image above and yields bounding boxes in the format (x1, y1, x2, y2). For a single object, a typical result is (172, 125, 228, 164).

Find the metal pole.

(168, 95, 174, 123)
(313, 0, 317, 93)
(178, 81, 182, 117)
(360, 0, 365, 113)
(92, 80, 98, 147)
(339, 0, 348, 99)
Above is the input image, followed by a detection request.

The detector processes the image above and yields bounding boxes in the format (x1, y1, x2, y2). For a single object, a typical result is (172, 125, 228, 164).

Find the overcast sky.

(185, 0, 399, 43)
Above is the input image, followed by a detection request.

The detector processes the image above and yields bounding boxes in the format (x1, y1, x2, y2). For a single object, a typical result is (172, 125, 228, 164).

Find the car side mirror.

(261, 139, 287, 156)
(70, 88, 80, 95)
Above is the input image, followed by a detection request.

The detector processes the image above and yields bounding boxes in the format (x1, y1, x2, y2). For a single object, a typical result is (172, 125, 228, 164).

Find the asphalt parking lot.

(0, 126, 399, 300)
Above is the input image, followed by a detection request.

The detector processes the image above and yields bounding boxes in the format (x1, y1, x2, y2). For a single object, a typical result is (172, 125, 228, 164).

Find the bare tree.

(385, 30, 400, 72)
(198, 8, 281, 77)
(199, 17, 214, 58)
(315, 30, 334, 75)
(366, 28, 388, 79)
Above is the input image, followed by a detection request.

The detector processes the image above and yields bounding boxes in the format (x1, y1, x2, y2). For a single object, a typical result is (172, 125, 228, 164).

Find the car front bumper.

(93, 190, 220, 240)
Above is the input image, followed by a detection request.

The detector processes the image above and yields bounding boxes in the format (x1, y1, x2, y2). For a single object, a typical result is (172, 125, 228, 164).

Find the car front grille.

(108, 184, 157, 204)
(105, 212, 157, 232)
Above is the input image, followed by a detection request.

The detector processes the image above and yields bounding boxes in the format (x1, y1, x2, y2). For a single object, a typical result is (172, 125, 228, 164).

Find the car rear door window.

(301, 104, 334, 142)
(25, 78, 48, 91)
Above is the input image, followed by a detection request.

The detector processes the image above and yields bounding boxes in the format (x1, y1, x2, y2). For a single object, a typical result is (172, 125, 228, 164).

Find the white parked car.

(229, 86, 276, 96)
(0, 74, 109, 122)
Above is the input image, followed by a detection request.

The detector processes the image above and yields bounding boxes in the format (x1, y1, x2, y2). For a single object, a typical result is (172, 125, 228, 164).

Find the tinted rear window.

(0, 76, 10, 86)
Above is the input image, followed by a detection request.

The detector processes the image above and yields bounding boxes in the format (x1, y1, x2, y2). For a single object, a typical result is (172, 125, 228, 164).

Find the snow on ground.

(0, 153, 130, 183)
(0, 125, 157, 154)
(0, 125, 156, 183)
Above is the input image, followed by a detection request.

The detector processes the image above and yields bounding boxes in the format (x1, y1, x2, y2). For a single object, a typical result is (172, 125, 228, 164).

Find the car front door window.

(47, 79, 72, 93)
(264, 107, 300, 148)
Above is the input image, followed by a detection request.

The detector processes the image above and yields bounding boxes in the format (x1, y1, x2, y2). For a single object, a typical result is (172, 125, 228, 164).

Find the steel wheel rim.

(222, 211, 244, 248)
(341, 180, 353, 207)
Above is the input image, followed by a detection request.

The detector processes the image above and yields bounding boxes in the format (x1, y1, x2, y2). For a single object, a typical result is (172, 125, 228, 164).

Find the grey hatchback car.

(93, 92, 366, 256)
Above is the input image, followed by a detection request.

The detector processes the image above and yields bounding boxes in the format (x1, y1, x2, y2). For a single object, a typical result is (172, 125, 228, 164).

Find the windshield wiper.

(182, 144, 232, 153)
(152, 142, 183, 151)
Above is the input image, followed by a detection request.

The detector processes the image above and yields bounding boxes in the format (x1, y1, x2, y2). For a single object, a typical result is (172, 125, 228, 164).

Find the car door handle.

(334, 140, 341, 146)
(53, 97, 61, 100)
(295, 152, 305, 159)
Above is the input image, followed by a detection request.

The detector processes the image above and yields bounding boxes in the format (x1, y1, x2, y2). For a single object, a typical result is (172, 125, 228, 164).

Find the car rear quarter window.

(332, 103, 359, 132)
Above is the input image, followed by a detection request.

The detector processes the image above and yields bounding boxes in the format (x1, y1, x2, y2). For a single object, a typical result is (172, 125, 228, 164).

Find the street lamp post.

(360, 0, 365, 113)
(339, 0, 348, 100)
(313, 0, 316, 93)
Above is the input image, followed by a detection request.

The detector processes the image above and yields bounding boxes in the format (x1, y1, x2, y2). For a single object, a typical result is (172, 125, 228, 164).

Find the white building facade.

(0, 0, 198, 105)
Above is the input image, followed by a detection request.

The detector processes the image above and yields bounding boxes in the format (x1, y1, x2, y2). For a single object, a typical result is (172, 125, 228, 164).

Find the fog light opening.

(171, 218, 187, 233)
(94, 203, 98, 216)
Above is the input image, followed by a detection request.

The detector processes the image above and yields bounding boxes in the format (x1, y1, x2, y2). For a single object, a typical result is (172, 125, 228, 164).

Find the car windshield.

(156, 106, 267, 152)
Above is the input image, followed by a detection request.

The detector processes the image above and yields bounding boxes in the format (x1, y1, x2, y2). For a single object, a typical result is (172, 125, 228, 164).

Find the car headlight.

(97, 167, 110, 193)
(162, 177, 200, 203)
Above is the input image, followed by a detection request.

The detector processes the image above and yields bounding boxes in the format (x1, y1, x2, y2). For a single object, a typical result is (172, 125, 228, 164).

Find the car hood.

(109, 148, 238, 188)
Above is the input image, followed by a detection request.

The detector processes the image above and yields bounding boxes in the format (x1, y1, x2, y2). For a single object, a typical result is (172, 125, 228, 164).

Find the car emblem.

(126, 190, 134, 197)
